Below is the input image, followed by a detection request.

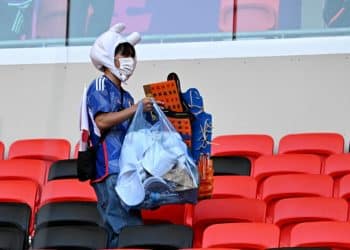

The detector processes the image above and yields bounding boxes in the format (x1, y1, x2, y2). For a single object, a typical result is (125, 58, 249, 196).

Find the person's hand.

(140, 97, 153, 112)
(155, 100, 165, 109)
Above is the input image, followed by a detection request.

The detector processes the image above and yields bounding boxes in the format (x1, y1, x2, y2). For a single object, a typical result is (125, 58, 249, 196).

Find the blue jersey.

(86, 75, 134, 182)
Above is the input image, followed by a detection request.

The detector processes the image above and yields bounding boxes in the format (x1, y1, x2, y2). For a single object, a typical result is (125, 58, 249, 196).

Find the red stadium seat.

(36, 179, 100, 232)
(192, 198, 266, 248)
(323, 153, 350, 180)
(39, 179, 96, 207)
(212, 176, 257, 199)
(0, 141, 4, 160)
(202, 222, 280, 249)
(141, 204, 193, 226)
(219, 0, 280, 32)
(211, 134, 273, 175)
(258, 174, 334, 222)
(0, 179, 40, 235)
(272, 197, 348, 246)
(333, 173, 350, 219)
(212, 134, 274, 157)
(253, 154, 322, 182)
(9, 138, 71, 162)
(290, 221, 350, 248)
(334, 173, 350, 198)
(8, 138, 71, 177)
(0, 159, 47, 190)
(278, 132, 344, 158)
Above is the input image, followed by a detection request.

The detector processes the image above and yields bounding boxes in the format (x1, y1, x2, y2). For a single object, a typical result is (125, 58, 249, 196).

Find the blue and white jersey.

(86, 75, 134, 182)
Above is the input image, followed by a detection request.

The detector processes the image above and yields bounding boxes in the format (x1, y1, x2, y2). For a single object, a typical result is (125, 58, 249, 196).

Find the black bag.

(77, 146, 97, 181)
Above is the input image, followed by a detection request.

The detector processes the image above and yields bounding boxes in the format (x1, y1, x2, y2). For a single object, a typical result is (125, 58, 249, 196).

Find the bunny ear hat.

(90, 23, 141, 82)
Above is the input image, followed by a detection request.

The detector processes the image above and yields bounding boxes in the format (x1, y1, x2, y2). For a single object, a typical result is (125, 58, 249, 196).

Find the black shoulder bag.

(77, 133, 108, 182)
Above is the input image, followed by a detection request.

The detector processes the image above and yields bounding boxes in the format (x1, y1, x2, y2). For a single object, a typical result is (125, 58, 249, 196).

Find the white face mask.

(118, 57, 136, 81)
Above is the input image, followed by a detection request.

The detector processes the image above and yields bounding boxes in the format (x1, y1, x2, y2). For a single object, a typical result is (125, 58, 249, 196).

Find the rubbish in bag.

(115, 100, 199, 209)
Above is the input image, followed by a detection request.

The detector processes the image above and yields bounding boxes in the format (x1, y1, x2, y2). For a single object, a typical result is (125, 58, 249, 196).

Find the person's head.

(112, 42, 136, 81)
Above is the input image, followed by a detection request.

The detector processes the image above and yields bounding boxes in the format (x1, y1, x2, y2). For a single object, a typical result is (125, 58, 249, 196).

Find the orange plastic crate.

(143, 80, 184, 112)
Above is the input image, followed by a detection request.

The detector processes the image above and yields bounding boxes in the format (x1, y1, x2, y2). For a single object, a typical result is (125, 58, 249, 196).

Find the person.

(85, 24, 157, 247)
(323, 0, 350, 28)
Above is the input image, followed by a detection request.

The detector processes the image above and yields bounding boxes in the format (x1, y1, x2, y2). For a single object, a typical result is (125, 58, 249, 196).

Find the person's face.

(114, 54, 124, 69)
(114, 54, 136, 80)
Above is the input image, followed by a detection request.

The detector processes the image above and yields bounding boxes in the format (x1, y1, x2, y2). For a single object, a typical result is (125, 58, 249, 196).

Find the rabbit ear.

(126, 32, 142, 45)
(110, 23, 126, 33)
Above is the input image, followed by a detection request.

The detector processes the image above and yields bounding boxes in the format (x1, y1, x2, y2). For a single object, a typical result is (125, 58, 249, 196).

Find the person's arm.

(95, 97, 155, 131)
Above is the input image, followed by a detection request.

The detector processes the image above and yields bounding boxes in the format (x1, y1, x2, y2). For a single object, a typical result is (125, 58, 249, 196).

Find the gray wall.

(1, 54, 350, 155)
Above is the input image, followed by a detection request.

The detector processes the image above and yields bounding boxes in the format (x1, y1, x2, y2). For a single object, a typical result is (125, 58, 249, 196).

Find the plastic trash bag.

(115, 100, 199, 209)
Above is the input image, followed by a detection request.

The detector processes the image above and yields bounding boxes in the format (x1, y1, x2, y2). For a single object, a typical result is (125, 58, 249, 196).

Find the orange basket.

(167, 117, 192, 148)
(143, 80, 184, 112)
(144, 80, 192, 148)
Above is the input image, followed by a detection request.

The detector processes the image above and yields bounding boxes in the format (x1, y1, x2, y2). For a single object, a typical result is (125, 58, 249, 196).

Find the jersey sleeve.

(87, 80, 111, 118)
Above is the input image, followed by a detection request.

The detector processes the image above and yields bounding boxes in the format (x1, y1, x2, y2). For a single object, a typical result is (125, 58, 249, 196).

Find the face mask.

(118, 57, 136, 81)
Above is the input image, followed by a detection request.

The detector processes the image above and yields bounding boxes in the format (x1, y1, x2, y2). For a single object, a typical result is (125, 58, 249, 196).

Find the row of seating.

(0, 132, 346, 160)
(2, 177, 350, 249)
(0, 132, 349, 249)
(2, 158, 350, 203)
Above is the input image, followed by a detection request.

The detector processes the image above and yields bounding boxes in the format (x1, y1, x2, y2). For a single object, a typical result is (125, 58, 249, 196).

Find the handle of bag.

(131, 99, 176, 133)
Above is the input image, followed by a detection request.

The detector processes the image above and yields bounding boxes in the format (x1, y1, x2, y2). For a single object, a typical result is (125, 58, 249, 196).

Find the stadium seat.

(278, 132, 344, 159)
(0, 179, 40, 236)
(141, 204, 193, 226)
(253, 154, 322, 182)
(0, 226, 27, 250)
(211, 134, 274, 175)
(323, 153, 350, 181)
(212, 175, 257, 199)
(272, 197, 348, 246)
(117, 224, 193, 249)
(192, 198, 266, 248)
(219, 0, 280, 32)
(38, 179, 97, 224)
(8, 138, 71, 176)
(0, 159, 47, 190)
(333, 173, 350, 218)
(290, 221, 350, 248)
(39, 179, 96, 205)
(0, 141, 4, 159)
(47, 159, 78, 181)
(32, 225, 108, 249)
(36, 179, 102, 246)
(202, 222, 280, 249)
(258, 174, 334, 222)
(8, 138, 71, 162)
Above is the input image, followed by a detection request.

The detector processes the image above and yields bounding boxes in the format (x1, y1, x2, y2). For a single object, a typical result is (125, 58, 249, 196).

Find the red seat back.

(192, 198, 266, 248)
(290, 221, 350, 248)
(202, 222, 280, 249)
(272, 197, 348, 246)
(278, 132, 344, 157)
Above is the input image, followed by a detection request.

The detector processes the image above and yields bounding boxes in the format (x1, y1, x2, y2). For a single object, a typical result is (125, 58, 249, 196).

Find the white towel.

(79, 86, 89, 151)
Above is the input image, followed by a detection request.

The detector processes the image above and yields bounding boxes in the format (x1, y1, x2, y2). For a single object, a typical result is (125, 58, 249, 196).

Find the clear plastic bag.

(115, 100, 199, 209)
